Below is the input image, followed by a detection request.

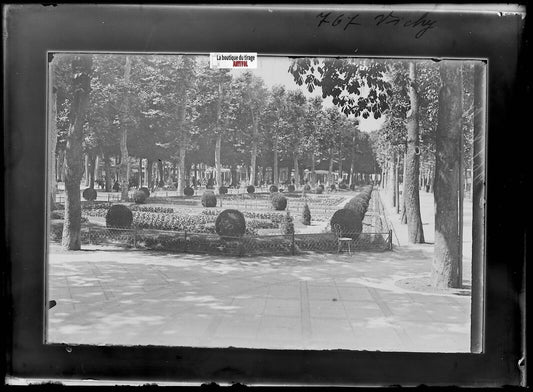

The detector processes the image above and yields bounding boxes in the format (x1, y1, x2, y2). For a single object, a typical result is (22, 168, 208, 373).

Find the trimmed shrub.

(302, 203, 311, 225)
(344, 199, 367, 216)
(183, 186, 194, 196)
(139, 187, 150, 198)
(330, 209, 362, 239)
(218, 186, 228, 195)
(287, 184, 295, 192)
(281, 211, 295, 235)
(247, 185, 255, 194)
(215, 209, 246, 238)
(106, 204, 133, 228)
(315, 186, 324, 194)
(201, 191, 217, 208)
(82, 188, 97, 201)
(269, 185, 278, 193)
(339, 183, 348, 190)
(330, 184, 337, 192)
(271, 193, 288, 211)
(133, 190, 147, 204)
(303, 184, 311, 192)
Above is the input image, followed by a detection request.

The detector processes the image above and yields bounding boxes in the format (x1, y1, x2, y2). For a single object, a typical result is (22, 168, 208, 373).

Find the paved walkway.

(48, 188, 472, 352)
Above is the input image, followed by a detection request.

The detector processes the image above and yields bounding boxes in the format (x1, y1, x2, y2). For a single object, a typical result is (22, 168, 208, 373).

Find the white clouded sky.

(230, 56, 386, 133)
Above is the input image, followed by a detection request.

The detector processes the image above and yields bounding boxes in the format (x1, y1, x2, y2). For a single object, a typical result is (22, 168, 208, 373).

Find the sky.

(230, 56, 386, 133)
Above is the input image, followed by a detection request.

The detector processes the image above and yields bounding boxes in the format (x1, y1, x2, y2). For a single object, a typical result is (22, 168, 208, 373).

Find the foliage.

(247, 185, 255, 194)
(330, 209, 362, 239)
(133, 190, 147, 204)
(281, 211, 295, 235)
(271, 193, 288, 211)
(106, 204, 133, 228)
(82, 188, 97, 201)
(287, 184, 295, 192)
(269, 185, 278, 193)
(215, 209, 246, 238)
(289, 58, 391, 118)
(218, 186, 228, 195)
(139, 187, 150, 198)
(201, 191, 218, 207)
(183, 186, 194, 196)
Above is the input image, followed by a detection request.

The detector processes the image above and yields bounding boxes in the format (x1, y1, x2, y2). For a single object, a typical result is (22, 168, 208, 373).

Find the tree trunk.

(158, 160, 164, 187)
(103, 154, 112, 191)
(391, 153, 397, 208)
(84, 154, 90, 187)
(119, 55, 132, 201)
(215, 134, 222, 189)
(328, 148, 334, 186)
(62, 55, 92, 250)
(401, 148, 408, 224)
(139, 158, 143, 187)
(57, 149, 65, 182)
(293, 155, 300, 187)
(431, 60, 464, 289)
(215, 83, 224, 190)
(48, 58, 58, 209)
(311, 149, 317, 186)
(404, 62, 425, 243)
(88, 153, 96, 189)
(273, 136, 279, 187)
(250, 112, 259, 186)
(146, 159, 153, 188)
(395, 153, 400, 214)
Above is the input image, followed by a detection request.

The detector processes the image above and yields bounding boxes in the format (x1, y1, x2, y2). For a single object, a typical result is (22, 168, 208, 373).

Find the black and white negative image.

(46, 54, 485, 352)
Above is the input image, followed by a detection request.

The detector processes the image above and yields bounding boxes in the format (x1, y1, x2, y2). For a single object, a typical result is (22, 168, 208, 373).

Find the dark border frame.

(3, 4, 527, 386)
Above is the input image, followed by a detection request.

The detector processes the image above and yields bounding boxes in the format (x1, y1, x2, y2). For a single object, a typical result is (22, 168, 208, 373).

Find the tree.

(195, 67, 233, 190)
(61, 54, 93, 250)
(404, 61, 425, 243)
(431, 60, 464, 288)
(262, 85, 289, 187)
(280, 90, 307, 186)
(231, 72, 269, 186)
(303, 96, 325, 186)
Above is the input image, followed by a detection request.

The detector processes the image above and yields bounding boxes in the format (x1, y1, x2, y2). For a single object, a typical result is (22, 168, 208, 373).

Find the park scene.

(46, 54, 484, 352)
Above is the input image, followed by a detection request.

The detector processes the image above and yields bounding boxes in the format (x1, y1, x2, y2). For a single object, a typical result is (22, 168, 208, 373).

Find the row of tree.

(51, 54, 485, 289)
(49, 54, 378, 249)
(289, 57, 484, 289)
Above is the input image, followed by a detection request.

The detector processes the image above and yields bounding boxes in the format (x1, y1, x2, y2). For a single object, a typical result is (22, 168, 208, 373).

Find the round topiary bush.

(330, 184, 337, 191)
(183, 186, 194, 196)
(271, 193, 288, 211)
(106, 204, 133, 228)
(247, 185, 255, 194)
(330, 208, 362, 239)
(201, 191, 217, 207)
(82, 188, 97, 201)
(139, 187, 150, 198)
(339, 183, 348, 190)
(133, 190, 147, 204)
(215, 209, 246, 238)
(287, 184, 295, 192)
(269, 185, 278, 193)
(315, 187, 324, 194)
(303, 184, 311, 192)
(218, 186, 228, 195)
(302, 203, 311, 225)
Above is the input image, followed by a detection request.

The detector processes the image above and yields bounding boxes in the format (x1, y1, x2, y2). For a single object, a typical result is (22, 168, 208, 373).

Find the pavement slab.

(47, 191, 473, 352)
